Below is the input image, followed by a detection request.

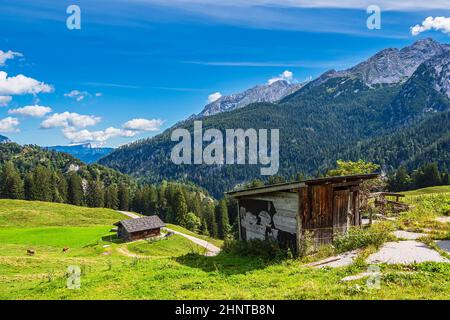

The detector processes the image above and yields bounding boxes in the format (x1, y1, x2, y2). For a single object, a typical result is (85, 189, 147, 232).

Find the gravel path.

(117, 210, 141, 219)
(436, 216, 450, 223)
(367, 240, 450, 264)
(116, 210, 221, 256)
(392, 230, 426, 240)
(165, 228, 221, 256)
(436, 240, 450, 253)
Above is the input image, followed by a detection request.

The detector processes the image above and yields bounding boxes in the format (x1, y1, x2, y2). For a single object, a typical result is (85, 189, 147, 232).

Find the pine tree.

(203, 200, 218, 238)
(86, 178, 104, 207)
(390, 165, 412, 191)
(191, 192, 203, 217)
(67, 173, 83, 206)
(132, 187, 145, 214)
(173, 187, 188, 227)
(216, 199, 231, 239)
(200, 218, 210, 236)
(147, 185, 158, 214)
(0, 161, 24, 199)
(54, 171, 68, 203)
(118, 183, 130, 211)
(23, 172, 34, 200)
(31, 165, 52, 202)
(104, 185, 119, 210)
(441, 163, 449, 185)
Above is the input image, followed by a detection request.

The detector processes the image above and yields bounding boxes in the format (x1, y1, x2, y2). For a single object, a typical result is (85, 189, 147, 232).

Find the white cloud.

(0, 96, 12, 107)
(0, 71, 53, 95)
(411, 16, 450, 36)
(8, 105, 52, 118)
(122, 118, 164, 131)
(268, 70, 294, 85)
(62, 127, 138, 143)
(207, 92, 222, 103)
(64, 90, 91, 101)
(41, 112, 101, 129)
(95, 92, 103, 97)
(0, 117, 19, 132)
(0, 50, 22, 66)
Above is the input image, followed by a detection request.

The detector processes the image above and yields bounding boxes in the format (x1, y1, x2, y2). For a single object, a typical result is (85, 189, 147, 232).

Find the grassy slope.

(0, 199, 126, 227)
(166, 223, 224, 248)
(0, 199, 449, 299)
(0, 226, 112, 248)
(402, 185, 450, 196)
(127, 235, 204, 257)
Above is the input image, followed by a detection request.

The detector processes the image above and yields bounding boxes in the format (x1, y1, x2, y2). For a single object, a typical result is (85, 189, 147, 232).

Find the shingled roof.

(116, 215, 165, 233)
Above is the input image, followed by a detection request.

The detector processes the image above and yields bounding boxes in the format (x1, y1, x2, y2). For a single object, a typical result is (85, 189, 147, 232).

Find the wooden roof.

(225, 173, 379, 198)
(116, 215, 165, 233)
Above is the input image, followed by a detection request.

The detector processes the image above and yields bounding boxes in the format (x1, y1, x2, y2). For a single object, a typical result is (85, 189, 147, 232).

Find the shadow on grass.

(175, 251, 282, 275)
(101, 234, 124, 244)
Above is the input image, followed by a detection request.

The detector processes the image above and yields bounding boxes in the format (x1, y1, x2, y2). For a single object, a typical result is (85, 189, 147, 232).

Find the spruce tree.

(118, 183, 130, 211)
(23, 172, 34, 200)
(216, 199, 231, 239)
(31, 165, 52, 202)
(203, 200, 218, 238)
(200, 218, 210, 236)
(86, 178, 104, 207)
(391, 165, 411, 191)
(0, 161, 24, 199)
(173, 187, 188, 227)
(54, 171, 68, 203)
(67, 173, 83, 206)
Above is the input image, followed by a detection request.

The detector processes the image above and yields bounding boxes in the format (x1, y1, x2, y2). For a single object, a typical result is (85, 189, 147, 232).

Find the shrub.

(222, 239, 289, 261)
(333, 222, 393, 253)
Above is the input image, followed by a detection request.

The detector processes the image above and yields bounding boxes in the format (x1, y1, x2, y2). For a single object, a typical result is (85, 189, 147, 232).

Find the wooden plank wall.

(299, 184, 334, 246)
(299, 183, 361, 248)
(239, 192, 298, 252)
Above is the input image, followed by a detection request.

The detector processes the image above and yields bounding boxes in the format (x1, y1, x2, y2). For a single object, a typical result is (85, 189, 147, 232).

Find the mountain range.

(46, 143, 114, 164)
(0, 135, 11, 143)
(99, 38, 450, 197)
(196, 79, 306, 118)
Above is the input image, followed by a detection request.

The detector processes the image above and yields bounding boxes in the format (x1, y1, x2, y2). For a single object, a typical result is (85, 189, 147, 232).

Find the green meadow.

(0, 196, 449, 300)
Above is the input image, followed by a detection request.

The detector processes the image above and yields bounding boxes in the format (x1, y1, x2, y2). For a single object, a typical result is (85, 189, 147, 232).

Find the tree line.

(389, 162, 450, 192)
(0, 161, 234, 240)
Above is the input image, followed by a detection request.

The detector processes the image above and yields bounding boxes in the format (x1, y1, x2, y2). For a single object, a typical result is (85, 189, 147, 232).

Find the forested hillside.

(0, 142, 233, 240)
(99, 39, 450, 197)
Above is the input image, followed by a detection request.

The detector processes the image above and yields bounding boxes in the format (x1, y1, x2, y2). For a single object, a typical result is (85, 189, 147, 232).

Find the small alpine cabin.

(115, 215, 165, 242)
(226, 174, 378, 253)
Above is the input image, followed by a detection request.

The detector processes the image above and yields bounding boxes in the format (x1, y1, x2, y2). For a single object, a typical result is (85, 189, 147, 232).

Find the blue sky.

(0, 0, 449, 147)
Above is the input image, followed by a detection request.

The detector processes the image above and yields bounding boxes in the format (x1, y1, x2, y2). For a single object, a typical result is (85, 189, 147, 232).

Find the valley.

(0, 188, 449, 300)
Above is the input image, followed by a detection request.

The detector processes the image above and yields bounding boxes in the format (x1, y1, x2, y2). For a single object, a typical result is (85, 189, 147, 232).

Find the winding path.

(117, 211, 221, 256)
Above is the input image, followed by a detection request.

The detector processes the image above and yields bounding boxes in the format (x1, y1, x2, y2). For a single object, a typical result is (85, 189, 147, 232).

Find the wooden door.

(333, 189, 350, 235)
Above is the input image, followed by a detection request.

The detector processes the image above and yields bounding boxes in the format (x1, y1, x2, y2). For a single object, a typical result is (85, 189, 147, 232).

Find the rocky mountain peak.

(197, 79, 306, 118)
(320, 38, 450, 86)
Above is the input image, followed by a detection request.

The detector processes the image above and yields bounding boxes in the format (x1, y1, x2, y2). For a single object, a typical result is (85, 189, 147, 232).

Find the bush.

(333, 222, 393, 253)
(222, 239, 289, 261)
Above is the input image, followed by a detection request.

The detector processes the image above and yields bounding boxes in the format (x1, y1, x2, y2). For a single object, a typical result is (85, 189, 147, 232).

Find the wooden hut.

(115, 215, 165, 242)
(225, 174, 378, 253)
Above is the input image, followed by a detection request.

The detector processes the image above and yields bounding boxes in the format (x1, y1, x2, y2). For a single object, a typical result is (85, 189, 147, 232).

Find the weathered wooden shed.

(115, 215, 165, 242)
(226, 174, 378, 253)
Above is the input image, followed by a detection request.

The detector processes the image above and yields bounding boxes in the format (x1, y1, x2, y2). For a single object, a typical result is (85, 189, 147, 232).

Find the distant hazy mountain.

(0, 135, 11, 143)
(197, 79, 306, 117)
(46, 143, 114, 164)
(99, 38, 450, 197)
